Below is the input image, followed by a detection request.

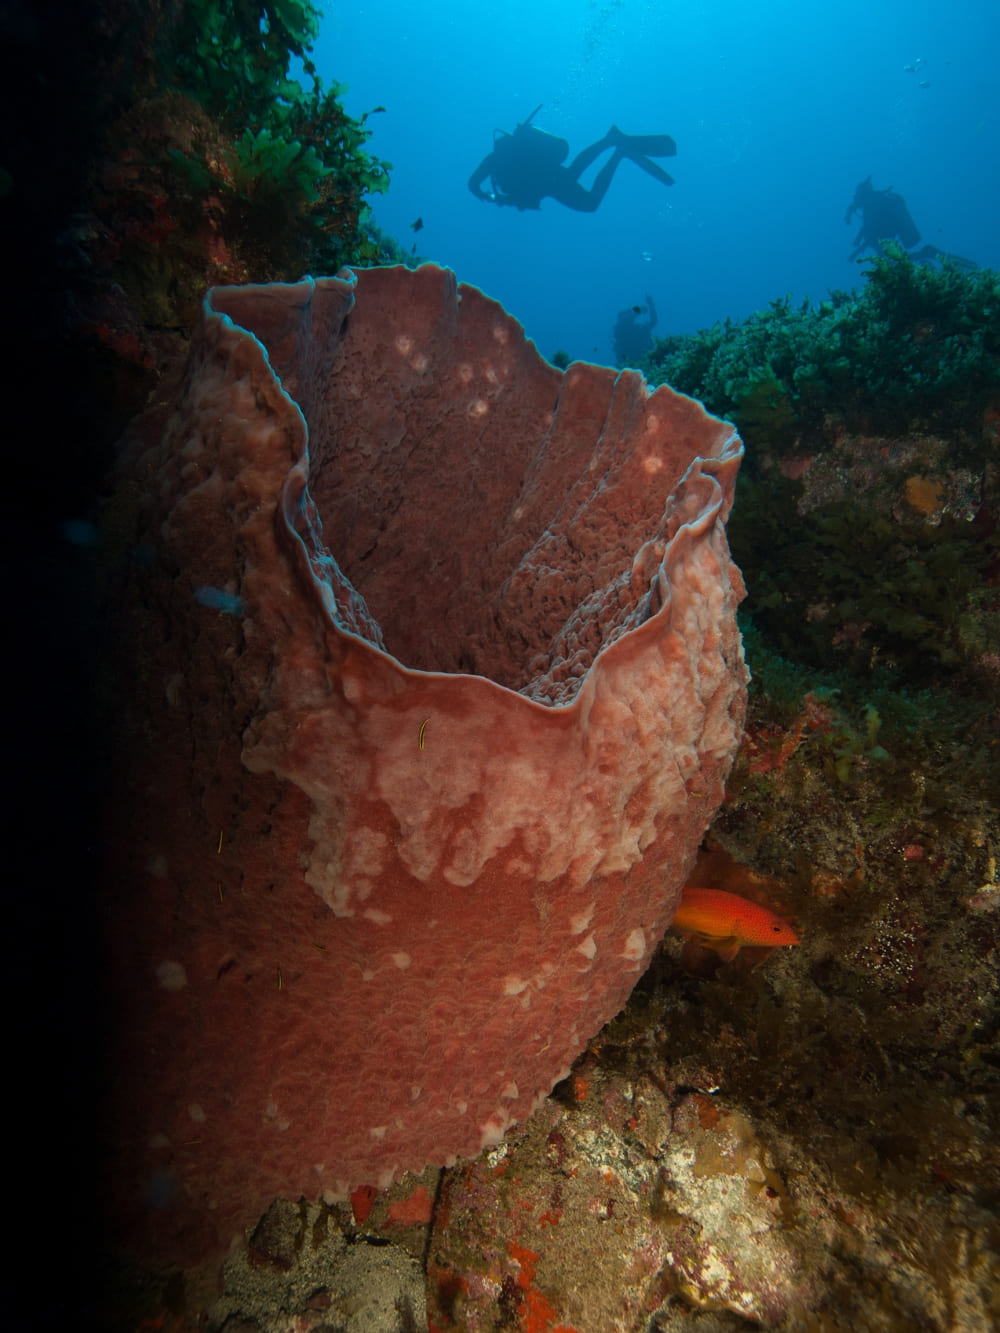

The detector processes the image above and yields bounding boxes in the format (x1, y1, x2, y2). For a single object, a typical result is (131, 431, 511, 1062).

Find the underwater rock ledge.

(99, 263, 747, 1264)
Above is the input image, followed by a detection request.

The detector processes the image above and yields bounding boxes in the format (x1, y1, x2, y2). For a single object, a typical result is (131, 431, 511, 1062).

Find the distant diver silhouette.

(613, 293, 659, 365)
(468, 106, 677, 213)
(845, 176, 977, 269)
(845, 176, 921, 260)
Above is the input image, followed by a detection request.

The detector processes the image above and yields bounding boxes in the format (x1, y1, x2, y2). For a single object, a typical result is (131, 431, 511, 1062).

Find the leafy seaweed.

(120, 0, 397, 284)
(643, 250, 1000, 449)
(170, 0, 323, 130)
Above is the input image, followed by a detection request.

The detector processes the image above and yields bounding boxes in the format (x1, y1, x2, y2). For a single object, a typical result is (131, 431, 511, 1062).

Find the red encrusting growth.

(349, 1185, 377, 1225)
(386, 1184, 434, 1226)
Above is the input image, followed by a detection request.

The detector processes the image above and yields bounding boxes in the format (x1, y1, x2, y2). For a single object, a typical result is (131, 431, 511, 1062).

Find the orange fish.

(672, 887, 800, 962)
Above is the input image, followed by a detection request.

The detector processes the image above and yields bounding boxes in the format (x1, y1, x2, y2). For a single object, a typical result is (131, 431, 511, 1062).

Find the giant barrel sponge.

(100, 264, 748, 1264)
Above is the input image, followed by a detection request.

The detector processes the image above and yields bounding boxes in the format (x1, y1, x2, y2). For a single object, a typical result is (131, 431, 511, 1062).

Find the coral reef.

(0, 0, 402, 528)
(9, 4, 999, 1326)
(644, 247, 1000, 445)
(644, 248, 1000, 778)
(83, 1, 395, 339)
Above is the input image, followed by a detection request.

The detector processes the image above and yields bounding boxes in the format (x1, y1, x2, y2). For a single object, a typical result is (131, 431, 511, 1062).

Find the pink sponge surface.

(100, 264, 747, 1264)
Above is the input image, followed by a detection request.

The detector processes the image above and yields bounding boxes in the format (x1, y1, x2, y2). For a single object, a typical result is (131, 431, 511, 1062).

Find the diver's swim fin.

(628, 153, 676, 187)
(911, 243, 978, 271)
(616, 131, 677, 157)
(943, 252, 978, 272)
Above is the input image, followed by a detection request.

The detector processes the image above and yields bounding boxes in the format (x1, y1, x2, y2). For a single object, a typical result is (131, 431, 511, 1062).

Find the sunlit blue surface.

(313, 0, 1000, 365)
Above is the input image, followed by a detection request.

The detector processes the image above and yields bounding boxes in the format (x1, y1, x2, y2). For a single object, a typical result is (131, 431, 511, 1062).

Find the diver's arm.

(468, 154, 497, 201)
(847, 230, 867, 261)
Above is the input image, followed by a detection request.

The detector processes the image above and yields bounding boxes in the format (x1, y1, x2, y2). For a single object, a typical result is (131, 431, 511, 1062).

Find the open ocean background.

(313, 0, 1000, 366)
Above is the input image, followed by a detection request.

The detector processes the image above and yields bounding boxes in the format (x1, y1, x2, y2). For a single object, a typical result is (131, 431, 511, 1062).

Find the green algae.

(635, 285, 1000, 1321)
(643, 248, 1000, 446)
(93, 0, 396, 333)
(648, 256, 1000, 850)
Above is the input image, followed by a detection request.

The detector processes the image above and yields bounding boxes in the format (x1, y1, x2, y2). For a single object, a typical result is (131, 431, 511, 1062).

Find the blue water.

(313, 0, 1000, 366)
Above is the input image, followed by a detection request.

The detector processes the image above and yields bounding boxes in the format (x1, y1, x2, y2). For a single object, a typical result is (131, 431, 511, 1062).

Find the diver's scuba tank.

(495, 104, 569, 166)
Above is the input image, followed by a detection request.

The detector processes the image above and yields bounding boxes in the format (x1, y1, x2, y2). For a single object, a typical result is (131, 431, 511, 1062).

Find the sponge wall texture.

(100, 264, 747, 1264)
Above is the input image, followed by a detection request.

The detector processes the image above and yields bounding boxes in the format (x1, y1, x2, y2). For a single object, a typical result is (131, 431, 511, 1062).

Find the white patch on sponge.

(622, 927, 646, 963)
(156, 959, 187, 991)
(479, 1108, 513, 1150)
(570, 903, 595, 934)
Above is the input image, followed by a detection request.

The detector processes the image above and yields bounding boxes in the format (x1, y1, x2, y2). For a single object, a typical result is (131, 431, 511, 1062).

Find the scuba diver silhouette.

(613, 293, 659, 365)
(468, 106, 677, 213)
(845, 176, 977, 269)
(845, 176, 921, 260)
